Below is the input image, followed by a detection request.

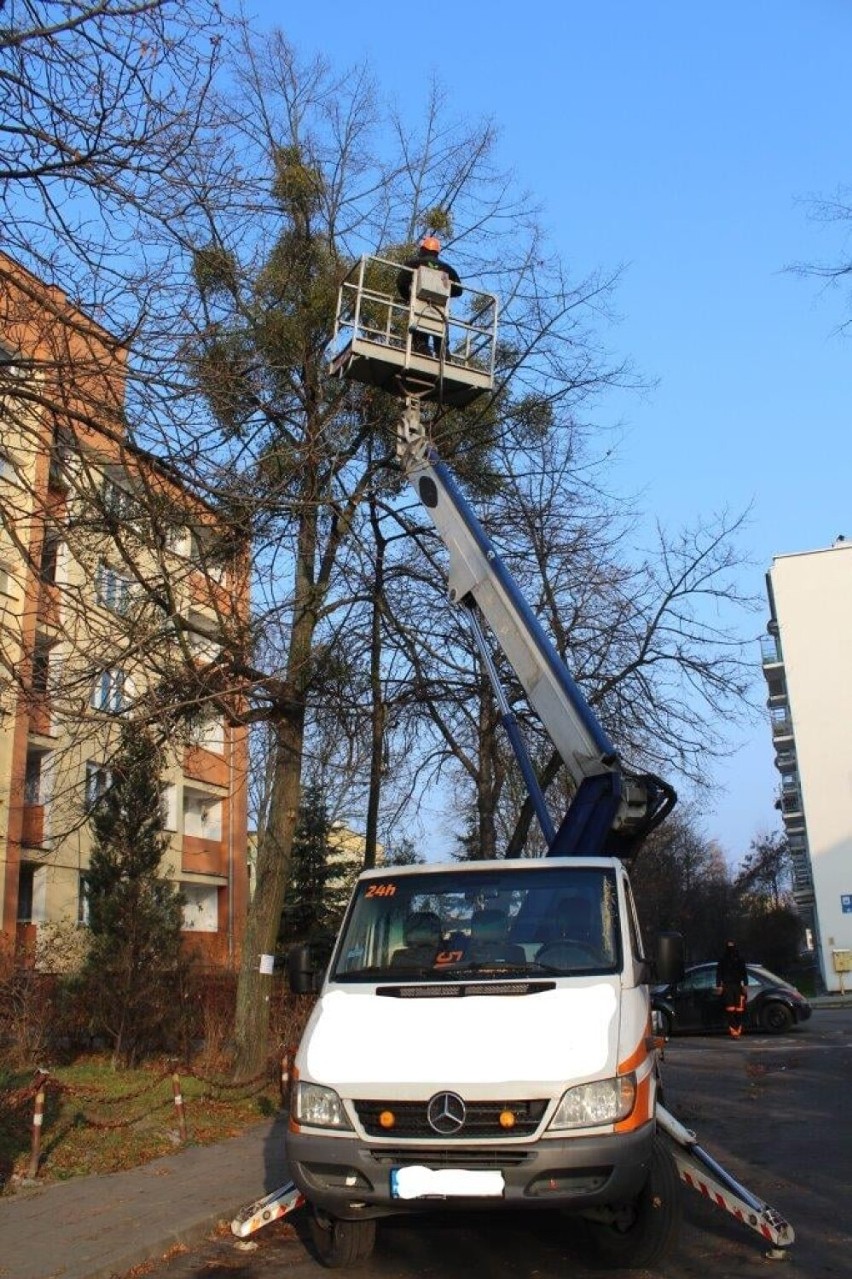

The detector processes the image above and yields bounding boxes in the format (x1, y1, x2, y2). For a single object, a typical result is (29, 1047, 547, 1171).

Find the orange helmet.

(420, 235, 441, 254)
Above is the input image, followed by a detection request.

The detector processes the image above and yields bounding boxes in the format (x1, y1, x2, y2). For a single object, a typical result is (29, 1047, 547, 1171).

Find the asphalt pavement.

(0, 994, 848, 1279)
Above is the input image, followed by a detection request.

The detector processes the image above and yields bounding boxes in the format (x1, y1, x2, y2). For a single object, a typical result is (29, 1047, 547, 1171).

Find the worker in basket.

(396, 235, 462, 358)
(716, 939, 748, 1038)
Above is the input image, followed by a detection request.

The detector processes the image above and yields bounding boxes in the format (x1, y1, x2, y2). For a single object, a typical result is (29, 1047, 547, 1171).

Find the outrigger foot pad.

(231, 1181, 305, 1238)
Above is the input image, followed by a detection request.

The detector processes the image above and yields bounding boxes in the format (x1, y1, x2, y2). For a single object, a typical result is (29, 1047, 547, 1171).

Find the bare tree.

(791, 183, 852, 330)
(347, 412, 759, 866)
(1, 1, 225, 287)
(735, 831, 792, 914)
(630, 808, 733, 961)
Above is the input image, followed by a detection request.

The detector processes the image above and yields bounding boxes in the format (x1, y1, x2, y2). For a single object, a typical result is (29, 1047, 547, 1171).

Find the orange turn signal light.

(379, 1110, 396, 1129)
(499, 1110, 516, 1129)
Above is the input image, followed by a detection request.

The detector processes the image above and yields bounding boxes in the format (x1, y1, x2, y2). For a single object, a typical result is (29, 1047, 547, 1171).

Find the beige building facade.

(763, 537, 852, 992)
(1, 254, 249, 966)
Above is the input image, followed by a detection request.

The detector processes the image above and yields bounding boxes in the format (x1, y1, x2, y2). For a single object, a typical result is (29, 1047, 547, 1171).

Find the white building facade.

(763, 538, 852, 993)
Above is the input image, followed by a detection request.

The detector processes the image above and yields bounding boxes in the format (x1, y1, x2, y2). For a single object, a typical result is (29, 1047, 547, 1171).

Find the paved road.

(137, 1008, 852, 1279)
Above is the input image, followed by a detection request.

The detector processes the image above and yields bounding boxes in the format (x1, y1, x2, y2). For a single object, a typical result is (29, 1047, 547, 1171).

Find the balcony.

(181, 784, 226, 876)
(781, 804, 805, 837)
(774, 749, 796, 773)
(21, 803, 45, 847)
(760, 634, 783, 667)
(182, 835, 228, 877)
(184, 744, 228, 788)
(770, 707, 794, 742)
(780, 786, 803, 814)
(790, 852, 814, 894)
(28, 695, 54, 738)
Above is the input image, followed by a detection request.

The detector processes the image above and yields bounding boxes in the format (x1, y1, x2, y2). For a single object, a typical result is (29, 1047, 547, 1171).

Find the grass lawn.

(0, 1056, 281, 1189)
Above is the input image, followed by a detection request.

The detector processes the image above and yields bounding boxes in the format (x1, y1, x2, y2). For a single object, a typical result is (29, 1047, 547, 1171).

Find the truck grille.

(354, 1098, 548, 1139)
(369, 1147, 532, 1168)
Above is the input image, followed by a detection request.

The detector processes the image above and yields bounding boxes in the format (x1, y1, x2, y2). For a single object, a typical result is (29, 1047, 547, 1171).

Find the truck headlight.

(548, 1075, 636, 1131)
(294, 1082, 352, 1130)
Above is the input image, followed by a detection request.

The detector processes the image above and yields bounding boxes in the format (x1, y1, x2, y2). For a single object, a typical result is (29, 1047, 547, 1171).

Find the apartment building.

(0, 254, 249, 966)
(762, 537, 852, 993)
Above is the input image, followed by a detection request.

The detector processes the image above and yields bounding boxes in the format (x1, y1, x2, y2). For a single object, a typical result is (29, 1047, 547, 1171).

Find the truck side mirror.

(287, 942, 318, 994)
(655, 932, 685, 985)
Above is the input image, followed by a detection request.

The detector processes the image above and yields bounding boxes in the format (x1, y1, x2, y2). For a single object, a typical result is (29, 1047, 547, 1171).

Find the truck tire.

(308, 1208, 376, 1268)
(584, 1136, 681, 1269)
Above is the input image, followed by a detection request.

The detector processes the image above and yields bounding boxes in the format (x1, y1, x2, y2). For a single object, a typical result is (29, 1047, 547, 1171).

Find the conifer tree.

(278, 784, 349, 949)
(81, 723, 187, 1067)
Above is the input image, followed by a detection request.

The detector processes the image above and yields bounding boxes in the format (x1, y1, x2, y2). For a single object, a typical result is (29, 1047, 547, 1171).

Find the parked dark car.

(652, 962, 812, 1037)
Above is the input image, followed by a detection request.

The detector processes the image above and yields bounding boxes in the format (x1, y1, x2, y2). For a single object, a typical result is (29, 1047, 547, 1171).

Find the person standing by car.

(716, 940, 748, 1038)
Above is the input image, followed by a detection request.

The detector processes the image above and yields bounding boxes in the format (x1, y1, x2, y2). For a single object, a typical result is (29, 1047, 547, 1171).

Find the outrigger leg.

(657, 1104, 794, 1257)
(231, 1181, 305, 1239)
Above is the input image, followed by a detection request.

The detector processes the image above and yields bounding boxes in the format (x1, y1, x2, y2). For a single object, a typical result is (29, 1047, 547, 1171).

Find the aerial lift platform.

(233, 255, 794, 1261)
(328, 253, 498, 409)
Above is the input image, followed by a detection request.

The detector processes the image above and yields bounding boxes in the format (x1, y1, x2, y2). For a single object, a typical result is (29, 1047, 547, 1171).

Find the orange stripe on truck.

(618, 1028, 651, 1076)
(615, 1071, 653, 1133)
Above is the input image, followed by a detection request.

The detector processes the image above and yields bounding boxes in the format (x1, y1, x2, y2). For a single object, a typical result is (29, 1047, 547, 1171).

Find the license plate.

(390, 1166, 505, 1199)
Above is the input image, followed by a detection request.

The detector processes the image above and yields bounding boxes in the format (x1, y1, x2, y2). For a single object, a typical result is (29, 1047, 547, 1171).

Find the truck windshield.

(331, 866, 621, 983)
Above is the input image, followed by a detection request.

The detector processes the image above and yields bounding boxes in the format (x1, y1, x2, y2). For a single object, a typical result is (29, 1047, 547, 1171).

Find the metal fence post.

(171, 1071, 187, 1143)
(28, 1070, 48, 1179)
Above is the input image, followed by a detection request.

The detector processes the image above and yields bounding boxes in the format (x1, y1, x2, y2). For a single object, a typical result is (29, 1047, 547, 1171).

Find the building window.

(39, 534, 59, 584)
(181, 883, 219, 932)
(32, 638, 52, 694)
(91, 667, 131, 714)
(17, 864, 35, 923)
(185, 610, 222, 662)
(85, 761, 111, 810)
(189, 715, 225, 754)
(96, 563, 133, 614)
(102, 475, 139, 523)
(25, 752, 44, 804)
(0, 561, 15, 597)
(77, 872, 91, 925)
(165, 524, 191, 557)
(183, 791, 223, 841)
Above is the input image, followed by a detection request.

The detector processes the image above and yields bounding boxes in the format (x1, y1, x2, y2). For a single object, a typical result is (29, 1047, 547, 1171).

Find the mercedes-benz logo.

(427, 1091, 467, 1135)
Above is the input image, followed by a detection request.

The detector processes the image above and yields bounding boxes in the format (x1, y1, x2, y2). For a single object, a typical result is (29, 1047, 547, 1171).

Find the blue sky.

(249, 2, 852, 863)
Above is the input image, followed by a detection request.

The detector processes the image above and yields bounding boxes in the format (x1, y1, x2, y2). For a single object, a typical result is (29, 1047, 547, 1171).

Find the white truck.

(271, 258, 794, 1269)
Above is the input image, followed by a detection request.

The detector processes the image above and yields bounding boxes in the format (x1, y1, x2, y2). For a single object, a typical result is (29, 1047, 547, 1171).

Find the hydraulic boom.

(396, 400, 675, 858)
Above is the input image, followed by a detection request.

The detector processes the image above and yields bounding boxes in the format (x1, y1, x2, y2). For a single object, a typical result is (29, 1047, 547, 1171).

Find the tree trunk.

(233, 711, 306, 1076)
(233, 491, 319, 1077)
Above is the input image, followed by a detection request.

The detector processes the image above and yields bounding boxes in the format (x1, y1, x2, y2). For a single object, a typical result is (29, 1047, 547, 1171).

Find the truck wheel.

(761, 1001, 793, 1034)
(308, 1208, 376, 1268)
(584, 1137, 681, 1269)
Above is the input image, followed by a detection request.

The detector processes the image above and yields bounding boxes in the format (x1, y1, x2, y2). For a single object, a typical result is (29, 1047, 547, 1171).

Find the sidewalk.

(0, 1113, 289, 1279)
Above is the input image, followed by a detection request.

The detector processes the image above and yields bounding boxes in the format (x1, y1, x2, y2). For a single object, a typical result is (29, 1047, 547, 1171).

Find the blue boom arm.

(400, 425, 675, 858)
